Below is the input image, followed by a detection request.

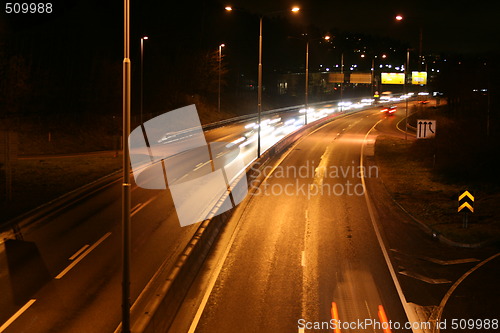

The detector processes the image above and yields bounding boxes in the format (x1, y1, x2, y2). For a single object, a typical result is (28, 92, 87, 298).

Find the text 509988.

(5, 3, 52, 14)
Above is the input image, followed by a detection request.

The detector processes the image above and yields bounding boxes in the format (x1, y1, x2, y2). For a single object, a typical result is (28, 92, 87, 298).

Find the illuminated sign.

(381, 73, 405, 85)
(350, 73, 372, 84)
(328, 73, 345, 83)
(412, 71, 427, 85)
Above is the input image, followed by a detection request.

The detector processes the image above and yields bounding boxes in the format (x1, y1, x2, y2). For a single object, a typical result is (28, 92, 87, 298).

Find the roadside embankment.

(375, 104, 500, 246)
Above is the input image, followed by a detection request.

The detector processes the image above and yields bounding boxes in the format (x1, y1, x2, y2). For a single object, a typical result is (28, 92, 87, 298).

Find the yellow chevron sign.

(458, 202, 474, 213)
(458, 190, 474, 213)
(458, 190, 474, 202)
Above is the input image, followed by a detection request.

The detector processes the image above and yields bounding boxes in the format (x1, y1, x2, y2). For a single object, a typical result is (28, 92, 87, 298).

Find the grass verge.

(0, 153, 121, 225)
(375, 135, 500, 245)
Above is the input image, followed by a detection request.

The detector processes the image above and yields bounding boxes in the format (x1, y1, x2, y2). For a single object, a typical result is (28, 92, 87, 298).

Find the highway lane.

(191, 107, 412, 333)
(182, 101, 498, 333)
(1, 183, 200, 332)
(0, 118, 257, 331)
(0, 98, 374, 332)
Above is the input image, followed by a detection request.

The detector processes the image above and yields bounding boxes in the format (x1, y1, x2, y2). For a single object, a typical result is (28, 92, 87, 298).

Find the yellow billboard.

(412, 71, 427, 85)
(381, 73, 405, 84)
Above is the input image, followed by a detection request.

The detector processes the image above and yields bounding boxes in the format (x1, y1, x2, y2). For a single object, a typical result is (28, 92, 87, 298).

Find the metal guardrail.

(202, 97, 355, 131)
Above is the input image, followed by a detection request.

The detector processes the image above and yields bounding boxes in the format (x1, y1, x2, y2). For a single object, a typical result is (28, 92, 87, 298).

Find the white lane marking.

(193, 160, 211, 171)
(131, 196, 157, 218)
(69, 244, 90, 260)
(55, 232, 112, 279)
(360, 119, 422, 333)
(364, 300, 378, 333)
(390, 248, 479, 265)
(398, 270, 451, 284)
(313, 146, 332, 186)
(187, 222, 242, 332)
(0, 299, 36, 333)
(432, 252, 500, 332)
(302, 209, 309, 268)
(396, 114, 416, 137)
(131, 203, 142, 214)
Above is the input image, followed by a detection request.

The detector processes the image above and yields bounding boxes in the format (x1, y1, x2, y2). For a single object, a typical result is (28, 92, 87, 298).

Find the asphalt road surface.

(175, 104, 498, 333)
(185, 107, 411, 333)
(0, 100, 361, 332)
(2, 100, 497, 333)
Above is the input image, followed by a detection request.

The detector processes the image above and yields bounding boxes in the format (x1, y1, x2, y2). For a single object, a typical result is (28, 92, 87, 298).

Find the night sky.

(2, 0, 498, 54)
(1, 0, 498, 118)
(226, 0, 499, 54)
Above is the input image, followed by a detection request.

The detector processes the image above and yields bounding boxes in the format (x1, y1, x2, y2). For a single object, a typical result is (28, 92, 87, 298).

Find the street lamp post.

(257, 15, 263, 157)
(404, 48, 410, 140)
(304, 39, 309, 125)
(371, 57, 375, 96)
(396, 14, 424, 69)
(226, 6, 299, 157)
(303, 34, 329, 125)
(362, 53, 386, 97)
(140, 36, 148, 125)
(122, 0, 131, 332)
(218, 43, 225, 114)
(340, 52, 344, 111)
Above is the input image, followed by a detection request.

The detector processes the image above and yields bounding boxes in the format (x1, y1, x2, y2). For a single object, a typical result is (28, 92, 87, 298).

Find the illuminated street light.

(395, 14, 423, 69)
(218, 43, 225, 114)
(227, 5, 299, 157)
(303, 34, 330, 125)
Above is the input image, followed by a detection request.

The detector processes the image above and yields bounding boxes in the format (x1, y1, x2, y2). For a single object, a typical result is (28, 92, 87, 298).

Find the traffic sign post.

(458, 190, 474, 228)
(416, 119, 436, 139)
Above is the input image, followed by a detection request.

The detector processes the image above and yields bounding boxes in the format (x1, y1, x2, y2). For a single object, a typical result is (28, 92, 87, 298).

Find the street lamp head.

(220, 43, 225, 48)
(291, 7, 300, 12)
(395, 15, 403, 21)
(142, 36, 149, 40)
(225, 6, 232, 11)
(324, 35, 331, 40)
(382, 54, 387, 58)
(360, 54, 365, 58)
